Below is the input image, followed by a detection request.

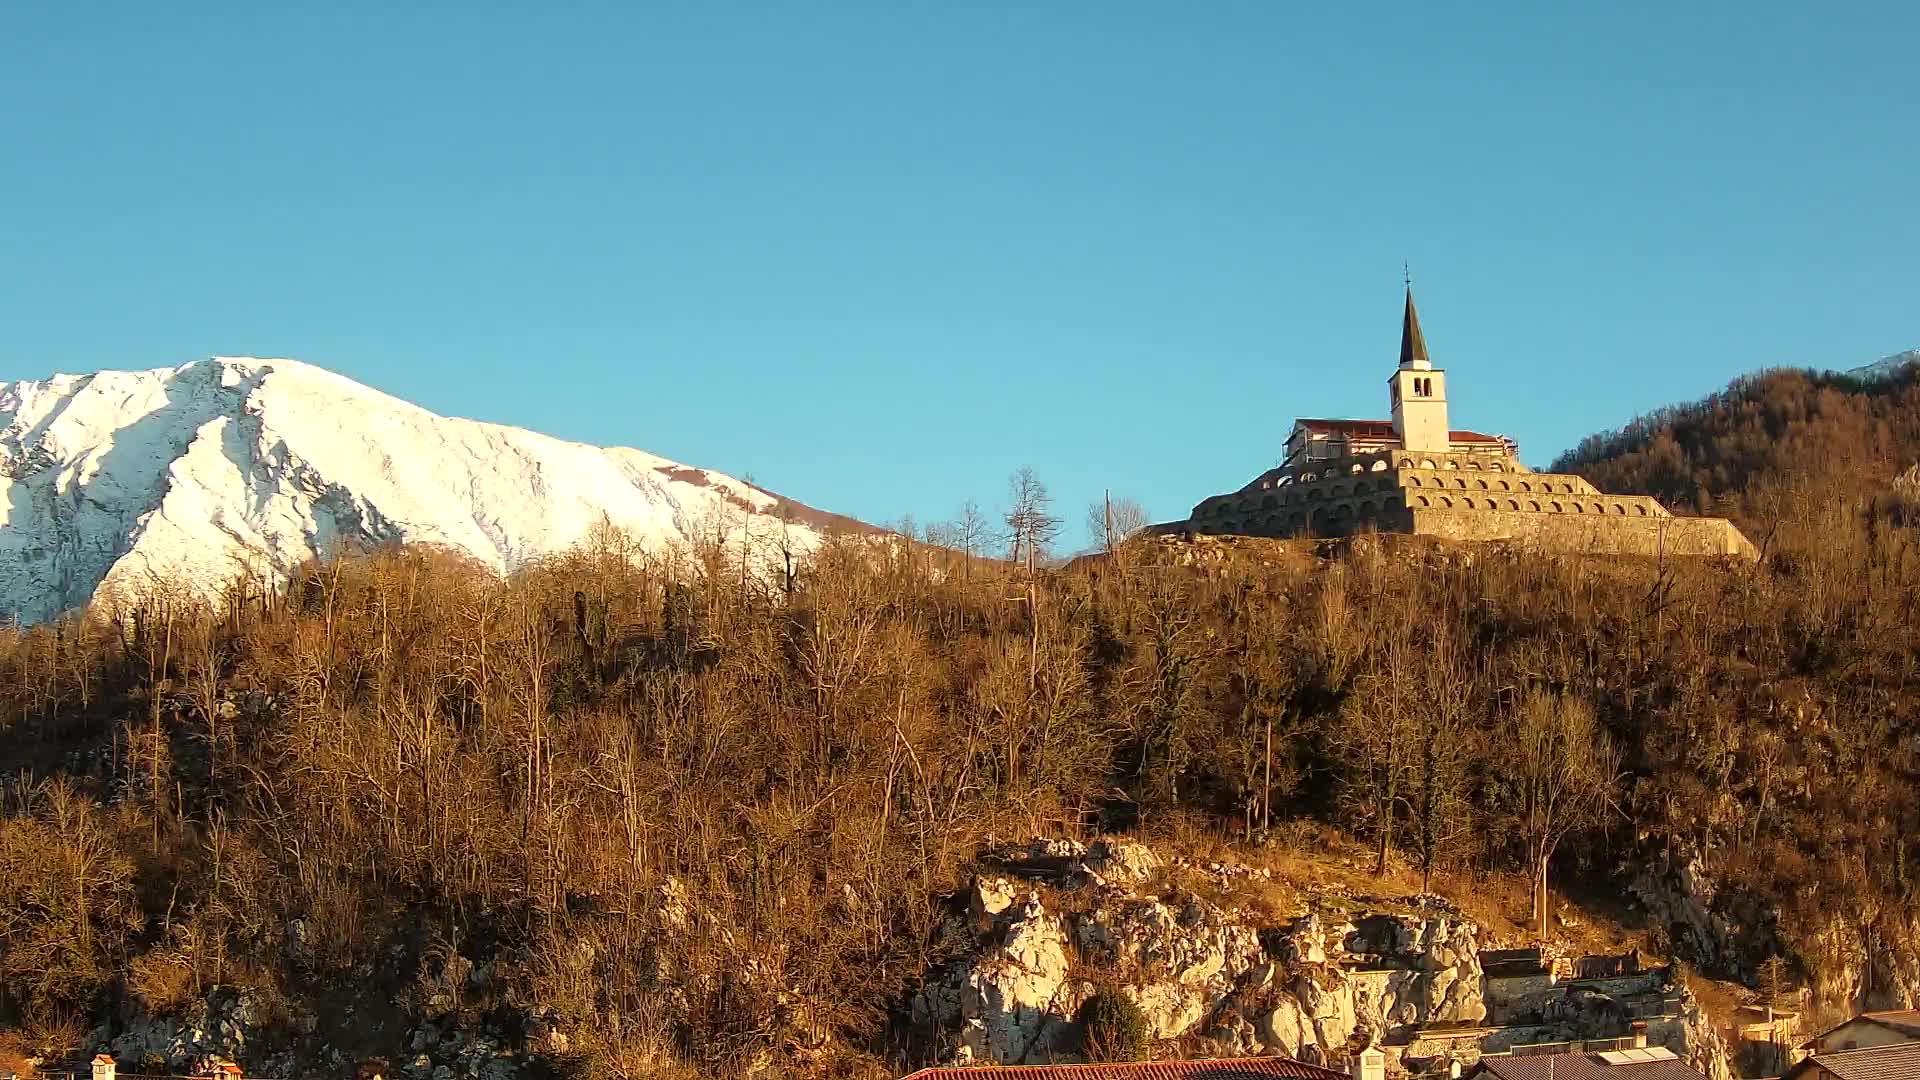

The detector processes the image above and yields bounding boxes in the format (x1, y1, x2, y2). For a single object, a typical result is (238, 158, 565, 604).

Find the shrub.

(20, 1009, 86, 1060)
(128, 946, 198, 1014)
(1078, 988, 1151, 1063)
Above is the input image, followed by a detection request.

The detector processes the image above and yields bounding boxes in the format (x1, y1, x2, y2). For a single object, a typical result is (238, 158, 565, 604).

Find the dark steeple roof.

(1399, 286, 1430, 369)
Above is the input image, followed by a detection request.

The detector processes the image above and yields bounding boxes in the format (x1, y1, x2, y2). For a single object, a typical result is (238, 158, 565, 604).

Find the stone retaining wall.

(1407, 508, 1758, 560)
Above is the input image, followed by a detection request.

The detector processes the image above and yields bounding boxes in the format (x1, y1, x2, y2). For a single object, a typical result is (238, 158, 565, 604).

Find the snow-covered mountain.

(0, 358, 855, 623)
(1842, 347, 1920, 381)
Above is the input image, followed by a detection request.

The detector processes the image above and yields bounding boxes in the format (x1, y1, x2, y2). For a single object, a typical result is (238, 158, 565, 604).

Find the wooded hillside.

(4, 365, 1920, 1076)
(1551, 363, 1920, 542)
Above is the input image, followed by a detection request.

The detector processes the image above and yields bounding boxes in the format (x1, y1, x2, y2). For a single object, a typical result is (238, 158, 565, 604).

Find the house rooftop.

(1801, 1008, 1920, 1049)
(897, 1058, 1347, 1080)
(1472, 1047, 1706, 1080)
(1859, 1009, 1920, 1034)
(1786, 1040, 1920, 1080)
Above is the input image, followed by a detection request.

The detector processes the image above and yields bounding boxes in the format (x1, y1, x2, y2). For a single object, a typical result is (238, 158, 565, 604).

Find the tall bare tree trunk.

(1533, 843, 1551, 938)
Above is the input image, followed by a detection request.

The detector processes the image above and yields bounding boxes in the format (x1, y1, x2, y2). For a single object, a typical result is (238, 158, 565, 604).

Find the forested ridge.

(3, 367, 1920, 1078)
(1552, 362, 1920, 537)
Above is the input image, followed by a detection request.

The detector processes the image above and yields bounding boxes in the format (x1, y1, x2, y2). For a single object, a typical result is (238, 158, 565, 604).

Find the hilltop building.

(1174, 290, 1757, 560)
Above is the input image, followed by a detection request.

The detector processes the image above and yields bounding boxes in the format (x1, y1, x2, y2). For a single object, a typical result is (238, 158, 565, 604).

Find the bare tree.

(774, 507, 805, 596)
(1217, 578, 1307, 839)
(1085, 493, 1150, 554)
(1003, 468, 1062, 573)
(1500, 689, 1621, 937)
(1411, 631, 1477, 895)
(951, 500, 992, 581)
(1335, 622, 1422, 876)
(1130, 572, 1218, 805)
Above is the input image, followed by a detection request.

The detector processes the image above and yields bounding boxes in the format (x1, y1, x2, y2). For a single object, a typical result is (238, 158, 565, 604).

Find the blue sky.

(4, 3, 1915, 546)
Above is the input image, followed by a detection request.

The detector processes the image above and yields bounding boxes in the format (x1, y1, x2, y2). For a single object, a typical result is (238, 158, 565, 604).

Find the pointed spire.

(1399, 285, 1431, 369)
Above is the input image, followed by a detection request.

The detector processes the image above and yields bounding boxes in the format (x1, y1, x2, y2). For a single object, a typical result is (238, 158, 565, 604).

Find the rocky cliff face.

(1633, 845, 1920, 1017)
(908, 839, 1730, 1078)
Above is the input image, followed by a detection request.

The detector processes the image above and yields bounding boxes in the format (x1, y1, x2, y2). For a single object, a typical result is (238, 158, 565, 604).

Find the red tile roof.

(1291, 418, 1505, 444)
(898, 1058, 1347, 1080)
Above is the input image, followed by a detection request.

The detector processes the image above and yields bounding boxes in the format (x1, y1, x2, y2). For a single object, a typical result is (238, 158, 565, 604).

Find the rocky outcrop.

(912, 841, 1497, 1071)
(1634, 845, 1920, 1015)
(94, 982, 551, 1080)
(915, 890, 1081, 1063)
(1630, 850, 1755, 978)
(1796, 909, 1920, 1013)
(104, 988, 273, 1075)
(906, 839, 1748, 1079)
(1341, 913, 1488, 1029)
(1668, 1003, 1736, 1080)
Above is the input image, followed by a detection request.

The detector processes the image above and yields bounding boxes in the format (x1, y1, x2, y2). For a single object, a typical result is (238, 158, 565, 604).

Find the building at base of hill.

(897, 1055, 1351, 1079)
(1170, 290, 1757, 561)
(1469, 1044, 1708, 1080)
(1783, 1040, 1920, 1080)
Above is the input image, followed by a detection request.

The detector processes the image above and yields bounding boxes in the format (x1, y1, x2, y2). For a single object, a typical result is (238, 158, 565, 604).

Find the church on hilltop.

(1175, 289, 1758, 559)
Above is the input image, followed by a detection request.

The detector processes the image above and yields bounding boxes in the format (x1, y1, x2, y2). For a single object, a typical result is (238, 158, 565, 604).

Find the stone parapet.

(1407, 508, 1758, 560)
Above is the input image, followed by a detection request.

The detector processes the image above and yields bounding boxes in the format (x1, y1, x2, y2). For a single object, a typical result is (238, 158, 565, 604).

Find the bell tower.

(1388, 286, 1449, 452)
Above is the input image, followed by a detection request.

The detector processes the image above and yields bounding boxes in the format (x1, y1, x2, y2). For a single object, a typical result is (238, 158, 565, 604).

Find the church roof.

(1400, 286, 1431, 368)
(1292, 418, 1504, 444)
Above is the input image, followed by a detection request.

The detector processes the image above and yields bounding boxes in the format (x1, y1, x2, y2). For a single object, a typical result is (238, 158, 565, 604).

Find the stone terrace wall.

(1408, 508, 1759, 560)
(1180, 448, 1757, 561)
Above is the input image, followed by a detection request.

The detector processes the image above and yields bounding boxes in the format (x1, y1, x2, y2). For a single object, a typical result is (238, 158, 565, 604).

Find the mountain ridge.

(0, 357, 853, 623)
(1841, 346, 1920, 381)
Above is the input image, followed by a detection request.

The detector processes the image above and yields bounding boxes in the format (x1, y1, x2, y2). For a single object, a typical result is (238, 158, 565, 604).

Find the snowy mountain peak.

(1, 358, 848, 623)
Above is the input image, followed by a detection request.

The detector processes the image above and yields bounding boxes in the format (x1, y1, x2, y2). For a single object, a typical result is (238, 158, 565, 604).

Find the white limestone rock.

(1257, 995, 1316, 1058)
(1084, 840, 1161, 886)
(917, 892, 1080, 1064)
(970, 876, 1019, 932)
(1125, 984, 1207, 1041)
(1072, 894, 1263, 991)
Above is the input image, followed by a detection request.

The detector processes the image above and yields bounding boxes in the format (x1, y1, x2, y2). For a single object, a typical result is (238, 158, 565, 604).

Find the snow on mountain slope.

(0, 358, 850, 623)
(1842, 348, 1920, 381)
